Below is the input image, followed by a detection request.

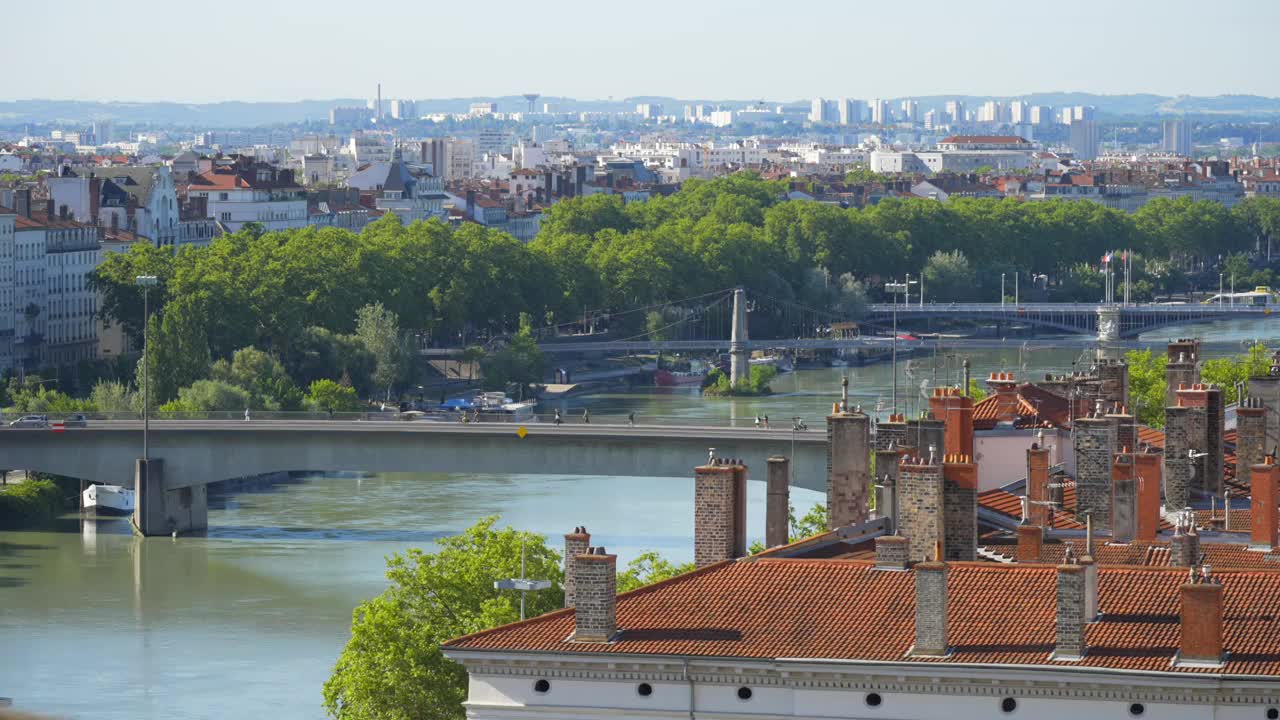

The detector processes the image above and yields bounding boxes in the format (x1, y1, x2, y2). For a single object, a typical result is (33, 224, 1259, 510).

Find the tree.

(323, 517, 563, 720)
(87, 241, 176, 346)
(355, 303, 407, 403)
(616, 551, 695, 593)
(159, 379, 251, 413)
(90, 380, 138, 413)
(478, 314, 546, 392)
(211, 347, 302, 410)
(1125, 348, 1168, 428)
(135, 297, 211, 405)
(306, 379, 363, 413)
(1201, 343, 1272, 405)
(922, 250, 978, 302)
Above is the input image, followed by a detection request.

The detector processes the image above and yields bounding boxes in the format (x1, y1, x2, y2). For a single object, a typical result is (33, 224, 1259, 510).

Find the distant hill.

(0, 92, 1277, 128)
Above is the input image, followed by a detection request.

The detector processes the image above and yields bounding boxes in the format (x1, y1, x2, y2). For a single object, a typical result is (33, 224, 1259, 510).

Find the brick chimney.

(942, 455, 977, 561)
(1176, 383, 1219, 495)
(1169, 516, 1201, 567)
(1134, 449, 1163, 542)
(874, 448, 900, 529)
(1165, 347, 1199, 408)
(986, 372, 1020, 422)
(875, 412, 907, 450)
(874, 534, 909, 570)
(826, 408, 871, 528)
(563, 526, 590, 608)
(1251, 456, 1278, 552)
(898, 456, 945, 562)
(1097, 358, 1129, 410)
(1026, 443, 1052, 527)
(1178, 569, 1224, 667)
(1074, 415, 1117, 530)
(1164, 404, 1194, 512)
(694, 459, 747, 567)
(1053, 560, 1087, 660)
(1111, 452, 1136, 544)
(1105, 406, 1135, 454)
(928, 387, 974, 458)
(765, 456, 789, 548)
(911, 561, 949, 657)
(571, 547, 617, 643)
(1016, 522, 1044, 562)
(14, 187, 30, 218)
(1237, 398, 1267, 489)
(906, 415, 945, 464)
(1080, 554, 1098, 622)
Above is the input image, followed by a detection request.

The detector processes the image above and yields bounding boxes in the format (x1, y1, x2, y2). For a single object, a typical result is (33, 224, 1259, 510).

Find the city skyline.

(7, 0, 1280, 103)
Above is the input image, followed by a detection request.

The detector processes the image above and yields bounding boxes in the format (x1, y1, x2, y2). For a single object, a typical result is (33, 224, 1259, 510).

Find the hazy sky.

(7, 0, 1279, 102)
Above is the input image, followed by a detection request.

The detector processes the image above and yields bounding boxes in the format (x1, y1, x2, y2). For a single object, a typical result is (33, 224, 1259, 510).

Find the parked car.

(9, 415, 49, 428)
(63, 414, 88, 428)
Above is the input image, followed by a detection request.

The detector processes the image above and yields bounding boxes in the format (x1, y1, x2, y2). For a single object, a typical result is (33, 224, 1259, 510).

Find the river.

(2, 318, 1278, 718)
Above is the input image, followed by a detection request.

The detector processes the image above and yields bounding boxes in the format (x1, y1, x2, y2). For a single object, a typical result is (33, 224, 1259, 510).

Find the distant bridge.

(863, 302, 1273, 338)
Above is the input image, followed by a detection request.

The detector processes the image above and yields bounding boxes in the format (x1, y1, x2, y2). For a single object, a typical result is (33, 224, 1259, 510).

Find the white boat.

(82, 483, 135, 516)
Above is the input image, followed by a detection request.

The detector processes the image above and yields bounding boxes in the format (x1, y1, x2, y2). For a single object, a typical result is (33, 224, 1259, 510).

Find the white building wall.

(0, 214, 14, 370)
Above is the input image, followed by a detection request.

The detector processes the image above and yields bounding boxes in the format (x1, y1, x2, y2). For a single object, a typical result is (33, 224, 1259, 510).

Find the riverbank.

(0, 479, 63, 528)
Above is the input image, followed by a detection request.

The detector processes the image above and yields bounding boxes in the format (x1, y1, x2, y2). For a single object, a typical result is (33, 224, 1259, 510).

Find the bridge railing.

(865, 302, 1270, 314)
(26, 410, 828, 431)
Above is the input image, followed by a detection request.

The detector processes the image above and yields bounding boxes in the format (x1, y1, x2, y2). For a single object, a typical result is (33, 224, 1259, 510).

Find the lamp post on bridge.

(135, 275, 158, 460)
(884, 279, 915, 413)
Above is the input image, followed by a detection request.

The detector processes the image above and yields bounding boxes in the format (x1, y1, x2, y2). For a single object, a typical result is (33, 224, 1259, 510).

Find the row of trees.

(1125, 344, 1273, 428)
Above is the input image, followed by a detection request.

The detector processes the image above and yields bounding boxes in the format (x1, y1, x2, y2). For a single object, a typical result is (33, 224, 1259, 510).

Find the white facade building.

(186, 160, 308, 232)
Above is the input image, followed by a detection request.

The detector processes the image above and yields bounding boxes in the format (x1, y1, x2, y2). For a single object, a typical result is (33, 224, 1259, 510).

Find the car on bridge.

(8, 415, 49, 428)
(62, 414, 88, 428)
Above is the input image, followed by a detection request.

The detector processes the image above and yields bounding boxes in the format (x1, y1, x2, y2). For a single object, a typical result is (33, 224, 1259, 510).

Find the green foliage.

(158, 379, 251, 413)
(355, 303, 408, 403)
(748, 501, 830, 554)
(967, 379, 988, 403)
(704, 363, 778, 396)
(0, 479, 64, 528)
(211, 347, 302, 410)
(1202, 343, 1272, 406)
(87, 241, 175, 346)
(1125, 348, 1168, 428)
(616, 551, 696, 593)
(323, 517, 563, 720)
(5, 379, 95, 413)
(477, 315, 545, 392)
(136, 297, 211, 405)
(306, 379, 362, 413)
(285, 327, 376, 396)
(89, 380, 138, 413)
(922, 250, 977, 302)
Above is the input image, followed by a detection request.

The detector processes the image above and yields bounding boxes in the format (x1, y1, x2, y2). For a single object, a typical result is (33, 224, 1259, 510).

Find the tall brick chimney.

(1176, 384, 1217, 494)
(1016, 522, 1044, 563)
(1237, 398, 1267, 489)
(928, 387, 974, 458)
(1026, 443, 1052, 527)
(1165, 339, 1200, 408)
(1074, 414, 1117, 529)
(1249, 353, 1280, 454)
(875, 413, 907, 451)
(1106, 406, 1136, 454)
(874, 448, 900, 529)
(1097, 358, 1129, 410)
(1178, 569, 1224, 666)
(826, 408, 871, 528)
(911, 561, 949, 657)
(1134, 449, 1163, 542)
(571, 547, 617, 643)
(1164, 405, 1194, 512)
(694, 459, 747, 567)
(942, 455, 977, 561)
(765, 456, 790, 548)
(986, 372, 1020, 422)
(1053, 560, 1087, 660)
(906, 415, 945, 464)
(1251, 456, 1278, 552)
(1111, 452, 1136, 544)
(1169, 517, 1201, 567)
(898, 456, 945, 562)
(563, 526, 590, 608)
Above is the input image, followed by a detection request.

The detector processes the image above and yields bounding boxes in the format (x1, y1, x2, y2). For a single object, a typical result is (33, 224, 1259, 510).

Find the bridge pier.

(729, 288, 749, 387)
(133, 458, 207, 536)
(1096, 306, 1120, 343)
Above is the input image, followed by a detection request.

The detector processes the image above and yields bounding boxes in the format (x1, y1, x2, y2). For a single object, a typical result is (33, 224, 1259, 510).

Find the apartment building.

(184, 158, 307, 232)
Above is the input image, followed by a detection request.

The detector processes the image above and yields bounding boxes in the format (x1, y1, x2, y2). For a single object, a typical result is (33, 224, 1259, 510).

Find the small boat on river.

(82, 483, 134, 516)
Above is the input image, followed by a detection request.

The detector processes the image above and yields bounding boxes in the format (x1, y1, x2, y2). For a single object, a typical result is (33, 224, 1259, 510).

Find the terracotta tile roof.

(445, 559, 1280, 676)
(972, 384, 1067, 429)
(979, 487, 1085, 530)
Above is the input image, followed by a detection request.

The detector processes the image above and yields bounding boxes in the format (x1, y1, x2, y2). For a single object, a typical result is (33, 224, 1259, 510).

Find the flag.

(1101, 252, 1112, 264)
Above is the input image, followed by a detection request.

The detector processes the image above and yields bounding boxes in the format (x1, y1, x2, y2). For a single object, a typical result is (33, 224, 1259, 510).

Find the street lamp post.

(884, 279, 915, 413)
(136, 275, 158, 459)
(1001, 273, 1006, 306)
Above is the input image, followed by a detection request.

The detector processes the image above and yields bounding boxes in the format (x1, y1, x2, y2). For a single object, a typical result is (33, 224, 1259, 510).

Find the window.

(1001, 698, 1017, 713)
(219, 193, 229, 201)
(736, 687, 753, 701)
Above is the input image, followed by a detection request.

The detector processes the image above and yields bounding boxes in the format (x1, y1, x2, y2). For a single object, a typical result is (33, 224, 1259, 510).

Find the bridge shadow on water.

(204, 525, 455, 543)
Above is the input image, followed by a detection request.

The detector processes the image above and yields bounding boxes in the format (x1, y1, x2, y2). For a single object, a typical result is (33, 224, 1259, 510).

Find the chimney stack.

(1026, 443, 1052, 527)
(911, 561, 949, 657)
(905, 415, 944, 465)
(898, 455, 945, 562)
(874, 448, 900, 530)
(1170, 516, 1201, 567)
(1053, 559, 1087, 660)
(563, 526, 590, 608)
(826, 408, 871, 528)
(1134, 449, 1163, 542)
(765, 456, 790, 548)
(1178, 569, 1224, 667)
(928, 387, 974, 458)
(1165, 340, 1200, 407)
(1111, 452, 1137, 544)
(874, 534, 909, 570)
(1236, 398, 1267, 489)
(1251, 455, 1279, 552)
(942, 454, 977, 561)
(694, 459, 747, 567)
(1097, 358, 1129, 410)
(1176, 383, 1219, 495)
(571, 547, 617, 643)
(986, 372, 1020, 422)
(1164, 404, 1194, 512)
(1074, 415, 1117, 530)
(875, 412, 907, 451)
(1016, 522, 1044, 563)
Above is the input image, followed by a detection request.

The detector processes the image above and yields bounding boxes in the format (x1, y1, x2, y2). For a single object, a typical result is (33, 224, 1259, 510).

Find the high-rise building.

(1009, 100, 1028, 125)
(1162, 118, 1193, 156)
(389, 99, 416, 121)
(635, 103, 663, 120)
(870, 99, 891, 125)
(838, 98, 862, 125)
(809, 97, 837, 124)
(945, 100, 966, 125)
(1029, 105, 1052, 126)
(899, 99, 919, 124)
(923, 109, 939, 130)
(1069, 119, 1101, 160)
(977, 101, 1005, 124)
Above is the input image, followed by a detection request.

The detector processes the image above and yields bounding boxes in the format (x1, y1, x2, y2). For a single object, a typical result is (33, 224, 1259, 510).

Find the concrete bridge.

(864, 302, 1272, 339)
(0, 420, 828, 535)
